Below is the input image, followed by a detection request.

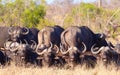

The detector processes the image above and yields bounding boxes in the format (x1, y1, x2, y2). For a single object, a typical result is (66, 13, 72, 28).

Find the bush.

(37, 18, 55, 29)
(72, 3, 104, 18)
(22, 4, 46, 28)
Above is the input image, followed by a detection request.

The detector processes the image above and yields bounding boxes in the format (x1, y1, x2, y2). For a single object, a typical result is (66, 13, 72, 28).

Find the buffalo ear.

(96, 33, 106, 40)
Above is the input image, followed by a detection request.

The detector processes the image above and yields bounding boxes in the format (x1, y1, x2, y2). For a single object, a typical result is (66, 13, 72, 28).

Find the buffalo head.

(36, 42, 59, 67)
(91, 44, 119, 65)
(95, 33, 108, 47)
(4, 39, 37, 54)
(8, 26, 29, 42)
(60, 42, 86, 67)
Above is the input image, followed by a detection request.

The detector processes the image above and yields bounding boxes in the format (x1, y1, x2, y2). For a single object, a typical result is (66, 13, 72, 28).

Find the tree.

(22, 3, 46, 28)
(0, 0, 46, 28)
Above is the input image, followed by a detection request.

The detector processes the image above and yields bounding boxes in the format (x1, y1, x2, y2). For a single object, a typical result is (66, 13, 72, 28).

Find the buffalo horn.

(35, 44, 46, 52)
(4, 39, 12, 50)
(60, 43, 71, 54)
(9, 42, 20, 52)
(48, 42, 53, 52)
(8, 27, 12, 35)
(35, 44, 40, 52)
(81, 42, 87, 53)
(54, 45, 59, 53)
(30, 40, 37, 50)
(24, 39, 28, 45)
(36, 48, 47, 55)
(22, 27, 29, 35)
(91, 44, 102, 54)
(107, 41, 115, 50)
(100, 33, 106, 39)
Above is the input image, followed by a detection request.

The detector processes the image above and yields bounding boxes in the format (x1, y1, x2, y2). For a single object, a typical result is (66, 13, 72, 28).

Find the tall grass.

(0, 62, 119, 75)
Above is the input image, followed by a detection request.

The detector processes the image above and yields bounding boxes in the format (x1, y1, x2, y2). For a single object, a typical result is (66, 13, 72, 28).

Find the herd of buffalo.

(0, 25, 120, 68)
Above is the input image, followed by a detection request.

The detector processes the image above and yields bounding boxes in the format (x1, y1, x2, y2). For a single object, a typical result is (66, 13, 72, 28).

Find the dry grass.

(0, 63, 120, 75)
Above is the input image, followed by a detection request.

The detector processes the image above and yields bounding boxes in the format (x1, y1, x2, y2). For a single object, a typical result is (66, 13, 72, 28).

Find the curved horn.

(100, 33, 106, 39)
(60, 43, 70, 54)
(36, 49, 47, 55)
(22, 27, 29, 35)
(91, 44, 102, 54)
(20, 40, 22, 45)
(9, 42, 20, 52)
(54, 45, 59, 53)
(48, 42, 53, 52)
(107, 41, 115, 50)
(8, 27, 12, 35)
(35, 44, 40, 52)
(24, 39, 28, 45)
(35, 44, 46, 52)
(35, 43, 48, 55)
(30, 40, 37, 50)
(4, 39, 12, 50)
(81, 42, 87, 53)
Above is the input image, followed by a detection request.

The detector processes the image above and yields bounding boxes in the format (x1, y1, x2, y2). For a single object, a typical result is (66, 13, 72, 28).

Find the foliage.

(0, 0, 120, 40)
(0, 0, 46, 28)
(63, 2, 120, 37)
(63, 15, 75, 28)
(37, 18, 55, 29)
(71, 3, 103, 18)
(22, 4, 46, 28)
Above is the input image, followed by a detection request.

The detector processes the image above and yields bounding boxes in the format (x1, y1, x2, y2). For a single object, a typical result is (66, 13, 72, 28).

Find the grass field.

(0, 62, 119, 75)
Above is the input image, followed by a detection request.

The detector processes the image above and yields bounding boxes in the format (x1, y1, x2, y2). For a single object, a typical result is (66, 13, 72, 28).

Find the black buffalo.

(5, 26, 39, 52)
(91, 44, 120, 66)
(7, 26, 39, 44)
(17, 42, 41, 67)
(60, 26, 109, 67)
(36, 25, 64, 67)
(4, 40, 41, 67)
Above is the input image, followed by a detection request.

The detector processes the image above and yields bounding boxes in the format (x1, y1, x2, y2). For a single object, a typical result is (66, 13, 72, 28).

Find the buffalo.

(36, 25, 64, 67)
(60, 26, 109, 67)
(91, 44, 120, 66)
(4, 39, 41, 67)
(3, 26, 39, 52)
(7, 26, 39, 45)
